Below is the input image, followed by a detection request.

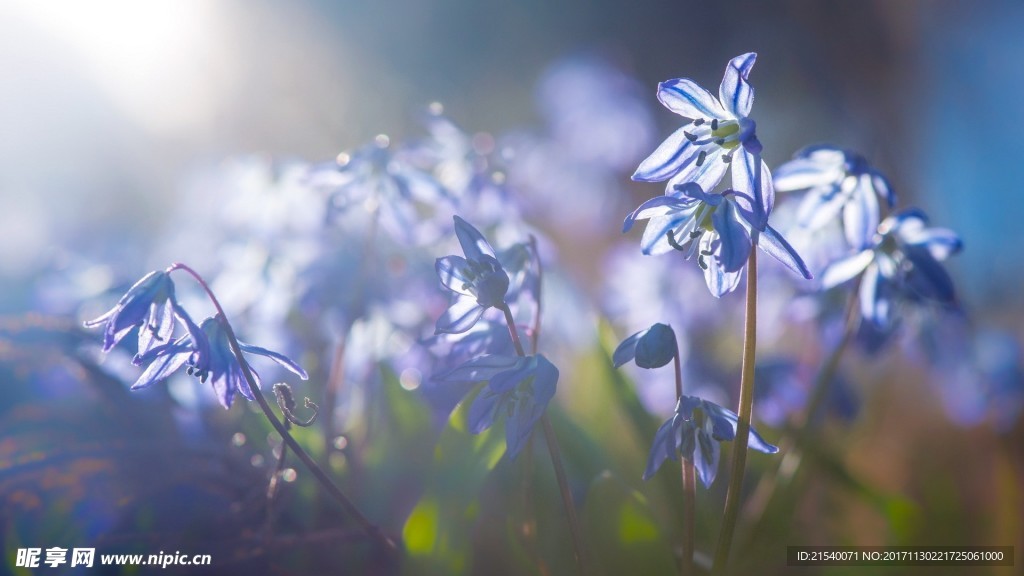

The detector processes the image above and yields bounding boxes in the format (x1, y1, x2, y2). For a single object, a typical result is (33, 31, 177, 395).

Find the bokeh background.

(1, 1, 1022, 574)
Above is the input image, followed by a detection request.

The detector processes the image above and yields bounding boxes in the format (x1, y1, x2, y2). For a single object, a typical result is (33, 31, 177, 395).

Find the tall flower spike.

(437, 353, 558, 459)
(633, 53, 773, 229)
(434, 216, 511, 334)
(644, 396, 778, 487)
(820, 209, 963, 329)
(133, 316, 309, 409)
(624, 182, 811, 297)
(83, 270, 196, 357)
(774, 145, 896, 249)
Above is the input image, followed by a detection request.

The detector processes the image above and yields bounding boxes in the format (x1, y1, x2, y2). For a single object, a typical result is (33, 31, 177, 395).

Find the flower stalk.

(501, 303, 586, 576)
(713, 249, 758, 573)
(168, 263, 397, 553)
(674, 351, 695, 576)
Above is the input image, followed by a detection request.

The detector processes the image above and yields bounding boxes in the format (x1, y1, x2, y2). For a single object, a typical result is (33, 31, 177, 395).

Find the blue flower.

(820, 209, 962, 329)
(633, 53, 773, 229)
(434, 216, 511, 334)
(774, 146, 896, 249)
(309, 135, 452, 244)
(644, 395, 778, 487)
(624, 182, 811, 297)
(83, 270, 194, 356)
(613, 323, 677, 369)
(437, 353, 558, 459)
(133, 316, 309, 409)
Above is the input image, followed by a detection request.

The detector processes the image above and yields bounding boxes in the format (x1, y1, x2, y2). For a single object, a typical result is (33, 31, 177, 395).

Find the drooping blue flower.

(633, 53, 773, 229)
(613, 323, 677, 369)
(83, 270, 196, 356)
(774, 146, 896, 249)
(437, 353, 558, 459)
(132, 316, 309, 409)
(623, 182, 811, 297)
(434, 216, 511, 334)
(820, 209, 962, 329)
(644, 395, 778, 487)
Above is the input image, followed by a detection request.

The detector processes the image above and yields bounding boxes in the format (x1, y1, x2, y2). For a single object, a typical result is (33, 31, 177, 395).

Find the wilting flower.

(434, 216, 511, 334)
(633, 53, 773, 229)
(774, 146, 896, 249)
(84, 270, 193, 356)
(644, 395, 778, 487)
(133, 315, 308, 409)
(613, 323, 678, 369)
(624, 182, 811, 297)
(437, 353, 558, 459)
(820, 209, 962, 329)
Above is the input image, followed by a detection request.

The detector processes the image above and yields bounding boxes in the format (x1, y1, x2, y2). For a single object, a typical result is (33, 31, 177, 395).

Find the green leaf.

(582, 471, 676, 576)
(402, 387, 506, 575)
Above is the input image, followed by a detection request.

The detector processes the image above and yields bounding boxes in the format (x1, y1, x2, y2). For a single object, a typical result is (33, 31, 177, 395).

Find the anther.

(684, 132, 698, 142)
(711, 119, 719, 131)
(667, 230, 687, 251)
(696, 151, 707, 167)
(722, 153, 733, 163)
(693, 119, 705, 126)
(715, 138, 726, 146)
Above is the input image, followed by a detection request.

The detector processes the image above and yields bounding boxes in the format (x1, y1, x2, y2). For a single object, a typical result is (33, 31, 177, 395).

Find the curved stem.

(500, 303, 586, 576)
(674, 353, 695, 575)
(168, 263, 396, 553)
(713, 250, 758, 574)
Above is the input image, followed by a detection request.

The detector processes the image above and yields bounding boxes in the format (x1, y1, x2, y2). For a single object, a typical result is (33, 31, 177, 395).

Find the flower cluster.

(625, 53, 809, 296)
(431, 216, 554, 458)
(85, 267, 308, 408)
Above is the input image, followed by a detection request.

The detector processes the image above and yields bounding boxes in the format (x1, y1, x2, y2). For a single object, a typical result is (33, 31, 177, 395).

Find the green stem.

(713, 249, 758, 574)
(674, 353, 695, 575)
(500, 303, 586, 576)
(169, 263, 396, 553)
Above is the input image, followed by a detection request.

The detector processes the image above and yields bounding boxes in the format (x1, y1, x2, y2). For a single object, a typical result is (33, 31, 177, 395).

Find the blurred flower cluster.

(2, 50, 1021, 576)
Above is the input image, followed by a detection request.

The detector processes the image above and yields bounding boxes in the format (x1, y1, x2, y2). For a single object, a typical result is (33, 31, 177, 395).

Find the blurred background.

(1, 1, 1022, 574)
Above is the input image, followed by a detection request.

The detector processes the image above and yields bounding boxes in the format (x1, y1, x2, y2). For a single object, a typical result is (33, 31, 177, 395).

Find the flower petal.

(903, 246, 957, 305)
(436, 255, 476, 296)
(437, 353, 522, 383)
(712, 201, 753, 273)
(468, 386, 504, 434)
(693, 429, 721, 488)
(842, 174, 881, 250)
(131, 346, 191, 390)
(731, 150, 773, 229)
(795, 184, 848, 232)
(632, 127, 700, 182)
(453, 215, 496, 260)
(612, 329, 644, 368)
(702, 235, 744, 297)
(238, 341, 310, 380)
(657, 78, 728, 120)
(664, 146, 729, 193)
(773, 158, 840, 192)
(434, 295, 486, 335)
(820, 249, 874, 289)
(639, 213, 689, 256)
(623, 194, 696, 233)
(719, 53, 757, 118)
(634, 323, 677, 369)
(870, 169, 896, 207)
(642, 416, 680, 481)
(758, 225, 813, 279)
